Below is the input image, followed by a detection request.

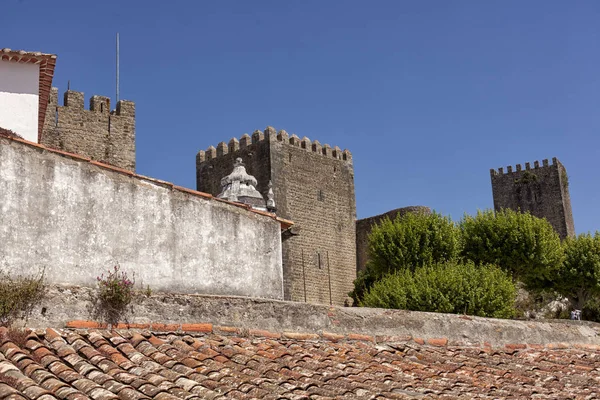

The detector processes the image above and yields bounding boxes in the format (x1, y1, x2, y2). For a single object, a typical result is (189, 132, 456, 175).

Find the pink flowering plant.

(94, 265, 135, 325)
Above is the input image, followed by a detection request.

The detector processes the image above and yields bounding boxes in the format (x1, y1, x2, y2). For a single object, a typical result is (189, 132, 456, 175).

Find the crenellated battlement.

(490, 156, 574, 239)
(197, 126, 352, 163)
(47, 87, 135, 116)
(42, 87, 136, 171)
(490, 157, 559, 177)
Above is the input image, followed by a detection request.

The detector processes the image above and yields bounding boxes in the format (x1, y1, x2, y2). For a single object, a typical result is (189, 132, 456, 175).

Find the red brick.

(181, 323, 212, 333)
(547, 343, 569, 350)
(347, 334, 375, 342)
(413, 338, 425, 345)
(505, 343, 527, 350)
(282, 332, 320, 340)
(321, 332, 345, 342)
(65, 320, 106, 329)
(248, 329, 281, 339)
(151, 323, 179, 332)
(376, 335, 412, 343)
(427, 338, 448, 347)
(214, 326, 242, 335)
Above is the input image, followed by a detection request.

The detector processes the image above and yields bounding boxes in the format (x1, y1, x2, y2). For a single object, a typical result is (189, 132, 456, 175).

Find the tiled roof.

(1, 326, 599, 399)
(0, 49, 57, 142)
(0, 135, 293, 230)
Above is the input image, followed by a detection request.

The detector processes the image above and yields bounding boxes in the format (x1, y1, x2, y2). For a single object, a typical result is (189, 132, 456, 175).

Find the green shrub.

(460, 209, 563, 290)
(367, 211, 460, 276)
(92, 265, 135, 325)
(361, 261, 517, 318)
(555, 233, 600, 311)
(582, 296, 600, 322)
(351, 211, 460, 305)
(0, 269, 46, 327)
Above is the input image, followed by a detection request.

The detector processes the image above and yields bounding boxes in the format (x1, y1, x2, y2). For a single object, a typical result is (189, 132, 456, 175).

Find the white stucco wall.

(0, 60, 39, 142)
(0, 138, 285, 300)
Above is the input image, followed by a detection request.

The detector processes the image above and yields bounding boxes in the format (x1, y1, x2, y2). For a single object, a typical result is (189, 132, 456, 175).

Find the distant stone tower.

(41, 87, 136, 171)
(490, 157, 575, 239)
(197, 127, 356, 305)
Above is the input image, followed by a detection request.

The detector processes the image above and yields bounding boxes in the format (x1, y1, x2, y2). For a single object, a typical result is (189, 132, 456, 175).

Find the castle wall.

(0, 136, 284, 299)
(0, 60, 39, 142)
(197, 127, 356, 306)
(356, 206, 432, 273)
(490, 158, 575, 239)
(41, 88, 136, 171)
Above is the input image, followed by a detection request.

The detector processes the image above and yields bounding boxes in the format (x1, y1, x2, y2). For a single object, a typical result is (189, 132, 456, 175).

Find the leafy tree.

(555, 233, 600, 311)
(460, 209, 563, 290)
(350, 211, 460, 305)
(361, 261, 516, 319)
(367, 211, 460, 276)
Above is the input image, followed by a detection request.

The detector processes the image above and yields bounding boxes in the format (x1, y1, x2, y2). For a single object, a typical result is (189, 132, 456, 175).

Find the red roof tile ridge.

(1, 48, 57, 60)
(57, 320, 600, 351)
(0, 135, 293, 229)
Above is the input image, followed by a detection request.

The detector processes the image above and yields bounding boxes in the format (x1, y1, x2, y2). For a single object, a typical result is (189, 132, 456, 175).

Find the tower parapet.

(42, 87, 135, 171)
(197, 126, 356, 306)
(490, 157, 574, 239)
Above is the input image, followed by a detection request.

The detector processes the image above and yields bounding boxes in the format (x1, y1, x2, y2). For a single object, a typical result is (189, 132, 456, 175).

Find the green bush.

(367, 211, 460, 276)
(555, 233, 600, 311)
(0, 269, 46, 327)
(460, 209, 563, 290)
(351, 211, 460, 305)
(361, 261, 517, 318)
(92, 265, 135, 325)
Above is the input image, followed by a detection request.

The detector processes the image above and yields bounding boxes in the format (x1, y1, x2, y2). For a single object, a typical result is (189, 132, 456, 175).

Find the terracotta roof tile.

(1, 328, 599, 399)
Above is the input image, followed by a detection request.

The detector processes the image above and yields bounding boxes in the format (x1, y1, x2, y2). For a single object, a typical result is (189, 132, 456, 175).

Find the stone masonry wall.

(491, 157, 575, 239)
(41, 87, 136, 171)
(356, 206, 432, 273)
(0, 136, 284, 299)
(197, 127, 356, 306)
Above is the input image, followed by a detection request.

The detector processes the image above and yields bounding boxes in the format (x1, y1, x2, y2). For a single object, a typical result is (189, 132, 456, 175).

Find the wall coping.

(24, 285, 600, 350)
(0, 135, 293, 230)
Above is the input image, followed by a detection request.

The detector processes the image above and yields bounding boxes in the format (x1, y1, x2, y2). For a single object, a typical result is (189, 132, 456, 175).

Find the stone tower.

(196, 127, 356, 305)
(490, 157, 575, 239)
(41, 87, 136, 171)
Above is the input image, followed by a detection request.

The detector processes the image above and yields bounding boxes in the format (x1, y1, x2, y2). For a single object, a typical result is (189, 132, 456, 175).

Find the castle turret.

(42, 87, 136, 171)
(197, 126, 356, 306)
(490, 157, 575, 239)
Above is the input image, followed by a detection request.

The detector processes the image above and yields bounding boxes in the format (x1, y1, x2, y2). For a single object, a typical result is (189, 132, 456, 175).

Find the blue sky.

(4, 1, 600, 233)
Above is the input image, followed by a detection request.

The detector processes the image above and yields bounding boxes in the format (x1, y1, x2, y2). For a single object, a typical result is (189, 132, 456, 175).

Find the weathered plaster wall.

(25, 284, 600, 349)
(0, 61, 39, 142)
(0, 137, 283, 299)
(356, 206, 432, 273)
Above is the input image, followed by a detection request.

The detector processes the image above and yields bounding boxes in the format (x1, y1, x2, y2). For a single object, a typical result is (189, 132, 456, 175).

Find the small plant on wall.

(0, 269, 46, 327)
(91, 265, 135, 326)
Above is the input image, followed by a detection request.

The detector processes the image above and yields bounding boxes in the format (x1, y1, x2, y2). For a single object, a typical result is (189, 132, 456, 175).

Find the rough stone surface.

(41, 88, 136, 171)
(356, 206, 431, 273)
(491, 158, 575, 239)
(24, 284, 600, 348)
(0, 137, 283, 299)
(197, 128, 356, 306)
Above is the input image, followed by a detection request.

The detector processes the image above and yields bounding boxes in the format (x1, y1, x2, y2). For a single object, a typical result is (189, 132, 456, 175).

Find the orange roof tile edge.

(1, 48, 58, 141)
(1, 135, 294, 230)
(61, 319, 600, 351)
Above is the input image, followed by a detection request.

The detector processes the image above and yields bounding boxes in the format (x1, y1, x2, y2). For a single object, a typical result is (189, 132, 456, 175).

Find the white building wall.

(0, 60, 39, 142)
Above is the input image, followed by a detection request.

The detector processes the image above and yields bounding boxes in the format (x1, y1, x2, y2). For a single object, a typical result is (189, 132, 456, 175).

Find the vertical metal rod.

(116, 33, 120, 103)
(327, 251, 333, 306)
(302, 249, 307, 302)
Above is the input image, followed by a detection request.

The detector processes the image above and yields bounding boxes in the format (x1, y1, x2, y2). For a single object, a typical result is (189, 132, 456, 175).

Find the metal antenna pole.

(116, 33, 120, 103)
